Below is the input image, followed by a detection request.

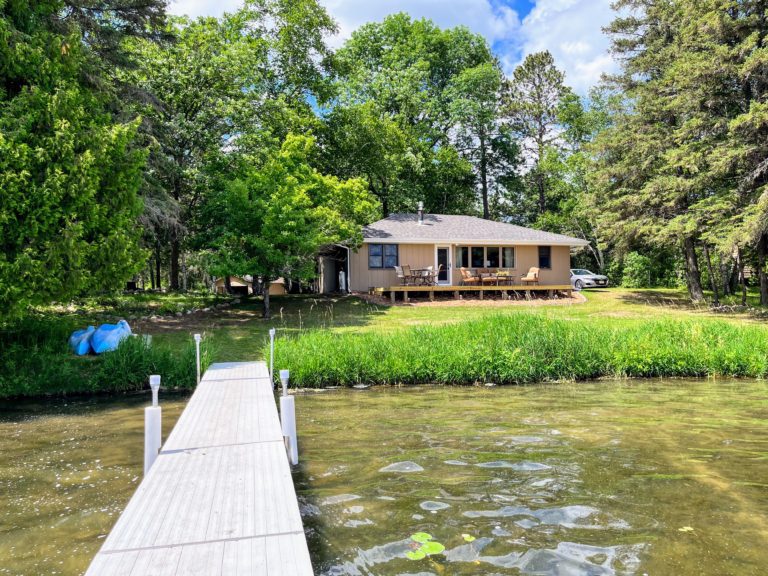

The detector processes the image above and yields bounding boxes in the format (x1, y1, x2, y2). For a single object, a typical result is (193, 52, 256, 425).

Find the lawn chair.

(460, 268, 479, 286)
(520, 267, 540, 285)
(425, 265, 441, 286)
(401, 265, 415, 286)
(394, 265, 410, 286)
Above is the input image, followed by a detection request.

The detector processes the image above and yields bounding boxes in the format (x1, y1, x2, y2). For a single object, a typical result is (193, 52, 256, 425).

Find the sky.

(166, 0, 617, 94)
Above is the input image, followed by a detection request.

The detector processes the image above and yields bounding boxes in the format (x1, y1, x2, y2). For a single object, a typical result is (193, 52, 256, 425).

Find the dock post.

(279, 369, 299, 465)
(269, 328, 276, 386)
(194, 334, 201, 385)
(144, 375, 162, 476)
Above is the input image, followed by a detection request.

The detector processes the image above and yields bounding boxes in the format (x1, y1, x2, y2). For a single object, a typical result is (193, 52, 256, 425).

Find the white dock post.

(269, 328, 276, 386)
(194, 333, 202, 385)
(279, 369, 298, 465)
(144, 375, 162, 476)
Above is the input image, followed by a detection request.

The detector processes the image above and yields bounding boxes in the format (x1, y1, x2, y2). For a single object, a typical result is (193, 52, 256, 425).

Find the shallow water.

(294, 380, 768, 575)
(1, 381, 768, 576)
(0, 393, 188, 575)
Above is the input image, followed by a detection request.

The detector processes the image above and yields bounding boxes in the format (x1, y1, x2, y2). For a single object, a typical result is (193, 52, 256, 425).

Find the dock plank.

(85, 362, 312, 576)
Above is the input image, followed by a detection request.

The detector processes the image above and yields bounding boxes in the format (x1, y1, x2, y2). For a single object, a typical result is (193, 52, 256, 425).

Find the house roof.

(363, 214, 590, 247)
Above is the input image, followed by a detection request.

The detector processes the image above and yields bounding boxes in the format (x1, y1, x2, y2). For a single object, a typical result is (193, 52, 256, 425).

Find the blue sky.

(166, 0, 617, 94)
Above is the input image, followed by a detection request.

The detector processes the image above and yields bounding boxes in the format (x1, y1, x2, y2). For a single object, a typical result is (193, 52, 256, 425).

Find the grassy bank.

(0, 315, 213, 398)
(272, 313, 768, 387)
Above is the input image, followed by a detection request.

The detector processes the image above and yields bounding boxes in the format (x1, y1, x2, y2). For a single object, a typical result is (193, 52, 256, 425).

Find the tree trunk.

(224, 275, 232, 295)
(759, 233, 768, 306)
(537, 169, 546, 215)
(682, 236, 705, 301)
(169, 231, 180, 290)
(736, 246, 748, 306)
(149, 261, 155, 290)
(154, 241, 162, 290)
(261, 277, 271, 319)
(480, 133, 489, 219)
(182, 251, 188, 292)
(703, 244, 719, 306)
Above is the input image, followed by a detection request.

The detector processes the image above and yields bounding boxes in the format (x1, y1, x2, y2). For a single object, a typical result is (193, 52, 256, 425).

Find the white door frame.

(435, 245, 452, 285)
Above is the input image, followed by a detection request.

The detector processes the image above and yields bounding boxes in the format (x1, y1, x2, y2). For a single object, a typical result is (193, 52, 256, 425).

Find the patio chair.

(401, 265, 415, 286)
(426, 265, 441, 286)
(520, 267, 540, 285)
(480, 272, 497, 285)
(460, 268, 479, 286)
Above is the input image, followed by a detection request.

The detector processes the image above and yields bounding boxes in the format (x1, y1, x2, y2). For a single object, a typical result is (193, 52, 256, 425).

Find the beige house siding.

(349, 243, 434, 292)
(350, 243, 573, 291)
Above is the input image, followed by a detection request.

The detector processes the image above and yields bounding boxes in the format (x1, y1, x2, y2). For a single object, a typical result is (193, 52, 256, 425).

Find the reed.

(272, 314, 768, 387)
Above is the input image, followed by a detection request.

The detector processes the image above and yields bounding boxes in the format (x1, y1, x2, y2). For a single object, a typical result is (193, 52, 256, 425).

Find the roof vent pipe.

(417, 201, 424, 225)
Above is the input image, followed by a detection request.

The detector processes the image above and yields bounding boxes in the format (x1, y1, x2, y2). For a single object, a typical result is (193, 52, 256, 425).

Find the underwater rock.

(419, 501, 450, 511)
(379, 461, 424, 473)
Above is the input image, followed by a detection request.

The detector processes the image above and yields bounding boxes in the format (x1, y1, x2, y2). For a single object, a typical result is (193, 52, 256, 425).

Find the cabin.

(346, 210, 588, 298)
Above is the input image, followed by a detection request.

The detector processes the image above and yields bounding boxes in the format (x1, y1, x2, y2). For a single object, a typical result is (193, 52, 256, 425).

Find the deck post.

(404, 290, 409, 303)
(279, 369, 298, 465)
(454, 291, 459, 299)
(390, 290, 396, 304)
(429, 290, 435, 301)
(194, 333, 202, 385)
(479, 289, 484, 301)
(144, 375, 162, 476)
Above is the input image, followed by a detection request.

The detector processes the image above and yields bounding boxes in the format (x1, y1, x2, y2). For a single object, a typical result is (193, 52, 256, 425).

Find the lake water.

(1, 381, 768, 575)
(294, 381, 768, 576)
(0, 393, 188, 576)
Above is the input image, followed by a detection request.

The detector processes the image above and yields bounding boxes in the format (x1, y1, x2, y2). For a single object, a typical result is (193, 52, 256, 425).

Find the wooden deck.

(85, 362, 313, 576)
(372, 284, 573, 303)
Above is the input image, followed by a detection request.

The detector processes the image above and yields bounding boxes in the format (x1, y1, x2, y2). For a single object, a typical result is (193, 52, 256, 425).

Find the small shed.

(213, 276, 287, 296)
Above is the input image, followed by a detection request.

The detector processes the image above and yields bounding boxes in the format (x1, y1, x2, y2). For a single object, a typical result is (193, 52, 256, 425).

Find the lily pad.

(462, 533, 476, 542)
(411, 532, 433, 543)
(421, 541, 446, 555)
(406, 549, 426, 561)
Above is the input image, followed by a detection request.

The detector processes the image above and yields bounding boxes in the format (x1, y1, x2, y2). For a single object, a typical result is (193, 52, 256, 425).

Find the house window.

(502, 247, 515, 268)
(383, 244, 399, 268)
(486, 247, 500, 268)
(538, 246, 551, 269)
(369, 244, 398, 268)
(456, 246, 469, 268)
(471, 247, 484, 268)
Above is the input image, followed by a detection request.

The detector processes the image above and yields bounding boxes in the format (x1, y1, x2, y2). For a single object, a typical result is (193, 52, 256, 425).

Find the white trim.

(434, 245, 452, 285)
(362, 238, 589, 247)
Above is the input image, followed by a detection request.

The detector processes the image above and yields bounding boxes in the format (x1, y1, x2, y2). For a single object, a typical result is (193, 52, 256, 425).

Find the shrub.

(622, 252, 653, 288)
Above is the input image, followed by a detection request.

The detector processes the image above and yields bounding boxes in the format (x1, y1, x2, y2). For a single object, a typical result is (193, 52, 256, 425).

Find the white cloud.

(166, 0, 241, 18)
(516, 0, 618, 94)
(318, 0, 521, 49)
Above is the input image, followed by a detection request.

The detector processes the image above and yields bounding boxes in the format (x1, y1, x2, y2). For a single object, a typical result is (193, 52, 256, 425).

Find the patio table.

(411, 268, 435, 286)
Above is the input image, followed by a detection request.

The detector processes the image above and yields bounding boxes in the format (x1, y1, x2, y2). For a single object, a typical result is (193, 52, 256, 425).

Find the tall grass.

(0, 315, 213, 398)
(272, 314, 768, 387)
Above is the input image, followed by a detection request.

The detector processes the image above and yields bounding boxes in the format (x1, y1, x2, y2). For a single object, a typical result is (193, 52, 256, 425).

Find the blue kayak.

(91, 320, 132, 354)
(69, 326, 95, 356)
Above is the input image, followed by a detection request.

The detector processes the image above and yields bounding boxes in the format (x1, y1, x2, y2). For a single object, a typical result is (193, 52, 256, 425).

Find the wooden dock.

(85, 362, 313, 576)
